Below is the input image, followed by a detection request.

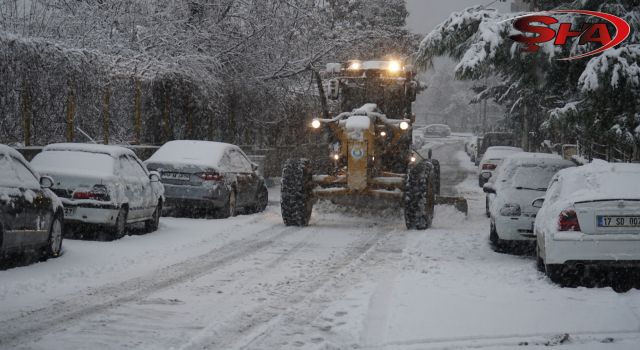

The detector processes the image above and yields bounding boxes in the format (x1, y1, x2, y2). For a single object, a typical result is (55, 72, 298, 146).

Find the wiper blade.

(515, 186, 547, 191)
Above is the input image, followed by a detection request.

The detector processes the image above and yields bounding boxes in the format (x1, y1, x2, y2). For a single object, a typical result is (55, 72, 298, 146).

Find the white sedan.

(31, 143, 164, 239)
(477, 146, 523, 187)
(484, 153, 574, 252)
(533, 161, 640, 290)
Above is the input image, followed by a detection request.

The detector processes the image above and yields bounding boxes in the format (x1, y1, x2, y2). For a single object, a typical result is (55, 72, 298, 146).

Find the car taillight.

(73, 185, 110, 201)
(197, 172, 223, 181)
(559, 209, 581, 231)
(482, 163, 497, 170)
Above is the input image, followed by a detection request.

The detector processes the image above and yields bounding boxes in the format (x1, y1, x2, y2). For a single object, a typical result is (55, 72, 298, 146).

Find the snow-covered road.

(2, 138, 640, 350)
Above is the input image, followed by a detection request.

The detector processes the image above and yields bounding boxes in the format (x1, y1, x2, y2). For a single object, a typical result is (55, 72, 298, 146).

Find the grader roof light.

(311, 119, 321, 129)
(347, 60, 362, 70)
(387, 60, 402, 73)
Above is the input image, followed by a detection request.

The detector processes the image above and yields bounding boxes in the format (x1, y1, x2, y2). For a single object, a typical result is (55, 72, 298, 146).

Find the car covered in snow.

(484, 153, 574, 252)
(144, 140, 268, 218)
(31, 143, 164, 239)
(0, 144, 64, 260)
(477, 146, 523, 187)
(533, 161, 640, 289)
(475, 132, 516, 166)
(421, 124, 451, 137)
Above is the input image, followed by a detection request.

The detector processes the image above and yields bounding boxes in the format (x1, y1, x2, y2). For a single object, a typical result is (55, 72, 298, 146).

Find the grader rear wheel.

(281, 159, 314, 226)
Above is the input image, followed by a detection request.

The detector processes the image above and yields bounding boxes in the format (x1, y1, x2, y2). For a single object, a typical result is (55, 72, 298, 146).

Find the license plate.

(161, 172, 191, 181)
(597, 216, 640, 228)
(63, 207, 75, 217)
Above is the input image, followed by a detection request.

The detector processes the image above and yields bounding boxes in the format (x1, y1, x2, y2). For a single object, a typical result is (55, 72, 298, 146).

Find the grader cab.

(280, 59, 462, 229)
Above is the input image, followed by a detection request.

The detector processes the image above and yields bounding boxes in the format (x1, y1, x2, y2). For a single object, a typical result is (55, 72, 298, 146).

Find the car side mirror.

(39, 176, 54, 189)
(251, 163, 259, 172)
(149, 171, 161, 182)
(532, 197, 545, 208)
(483, 183, 496, 194)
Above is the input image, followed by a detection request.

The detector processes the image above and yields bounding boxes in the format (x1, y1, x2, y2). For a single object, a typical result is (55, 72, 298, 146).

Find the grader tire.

(281, 159, 314, 226)
(404, 161, 435, 230)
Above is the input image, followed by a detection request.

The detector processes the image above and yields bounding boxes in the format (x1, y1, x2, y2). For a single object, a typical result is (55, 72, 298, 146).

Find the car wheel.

(44, 214, 63, 259)
(255, 185, 268, 213)
(545, 264, 567, 285)
(535, 244, 545, 272)
(489, 223, 506, 253)
(485, 196, 490, 218)
(111, 207, 128, 240)
(217, 190, 237, 219)
(145, 201, 162, 233)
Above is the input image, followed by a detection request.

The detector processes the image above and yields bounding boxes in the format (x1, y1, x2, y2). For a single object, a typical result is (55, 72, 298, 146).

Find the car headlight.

(500, 203, 521, 217)
(311, 119, 321, 129)
(399, 121, 409, 130)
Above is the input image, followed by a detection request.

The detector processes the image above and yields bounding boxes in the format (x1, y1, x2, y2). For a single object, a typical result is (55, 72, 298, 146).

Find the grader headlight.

(399, 121, 409, 130)
(387, 60, 402, 73)
(311, 119, 321, 129)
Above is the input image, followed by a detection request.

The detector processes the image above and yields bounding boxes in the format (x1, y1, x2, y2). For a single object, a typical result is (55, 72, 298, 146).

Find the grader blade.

(434, 196, 468, 215)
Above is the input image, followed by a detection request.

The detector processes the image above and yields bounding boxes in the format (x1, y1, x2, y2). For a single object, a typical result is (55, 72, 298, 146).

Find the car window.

(127, 155, 148, 178)
(227, 149, 251, 173)
(544, 176, 562, 204)
(118, 156, 139, 177)
(0, 155, 40, 189)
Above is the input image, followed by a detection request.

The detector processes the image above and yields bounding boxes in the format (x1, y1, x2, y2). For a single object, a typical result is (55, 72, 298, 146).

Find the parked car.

(476, 132, 516, 166)
(31, 143, 164, 239)
(477, 146, 524, 187)
(533, 161, 640, 290)
(422, 124, 451, 137)
(144, 140, 268, 218)
(1, 144, 64, 260)
(484, 153, 574, 252)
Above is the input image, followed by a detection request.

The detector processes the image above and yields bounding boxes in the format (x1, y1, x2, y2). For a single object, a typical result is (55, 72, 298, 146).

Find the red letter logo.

(510, 10, 631, 60)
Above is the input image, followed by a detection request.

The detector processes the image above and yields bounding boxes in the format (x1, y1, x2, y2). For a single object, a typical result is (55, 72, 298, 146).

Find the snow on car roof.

(43, 143, 135, 158)
(483, 146, 524, 159)
(557, 160, 640, 201)
(146, 140, 233, 168)
(0, 144, 29, 163)
(502, 152, 565, 162)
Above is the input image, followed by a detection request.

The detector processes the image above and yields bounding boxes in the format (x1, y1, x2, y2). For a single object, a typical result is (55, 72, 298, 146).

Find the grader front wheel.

(281, 159, 314, 226)
(404, 161, 435, 230)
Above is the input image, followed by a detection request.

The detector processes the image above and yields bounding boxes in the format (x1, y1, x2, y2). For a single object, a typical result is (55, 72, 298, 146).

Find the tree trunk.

(66, 86, 76, 142)
(134, 78, 142, 144)
(21, 80, 31, 146)
(103, 85, 111, 144)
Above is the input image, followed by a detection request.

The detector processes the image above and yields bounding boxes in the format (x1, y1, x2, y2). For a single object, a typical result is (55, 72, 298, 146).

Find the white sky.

(405, 0, 513, 35)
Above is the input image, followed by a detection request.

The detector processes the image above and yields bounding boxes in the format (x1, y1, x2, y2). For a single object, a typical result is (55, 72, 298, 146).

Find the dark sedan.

(0, 145, 64, 262)
(144, 140, 268, 218)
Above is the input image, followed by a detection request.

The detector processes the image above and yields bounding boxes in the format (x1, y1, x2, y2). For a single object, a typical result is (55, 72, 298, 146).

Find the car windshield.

(31, 150, 114, 175)
(509, 163, 567, 190)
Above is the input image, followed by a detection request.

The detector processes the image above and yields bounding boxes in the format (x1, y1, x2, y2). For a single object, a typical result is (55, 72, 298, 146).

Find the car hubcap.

(51, 219, 62, 255)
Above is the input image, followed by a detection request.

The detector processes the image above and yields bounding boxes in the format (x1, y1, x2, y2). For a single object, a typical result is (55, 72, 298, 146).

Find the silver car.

(144, 140, 268, 218)
(31, 143, 164, 239)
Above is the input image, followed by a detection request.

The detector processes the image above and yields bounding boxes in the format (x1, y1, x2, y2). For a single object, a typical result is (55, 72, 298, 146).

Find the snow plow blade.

(435, 196, 468, 215)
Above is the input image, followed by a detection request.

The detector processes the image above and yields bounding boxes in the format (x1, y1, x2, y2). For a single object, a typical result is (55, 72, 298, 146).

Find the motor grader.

(280, 59, 465, 229)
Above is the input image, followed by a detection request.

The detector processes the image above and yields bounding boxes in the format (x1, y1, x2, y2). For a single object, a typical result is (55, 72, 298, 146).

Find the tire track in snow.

(0, 222, 302, 348)
(180, 224, 394, 350)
